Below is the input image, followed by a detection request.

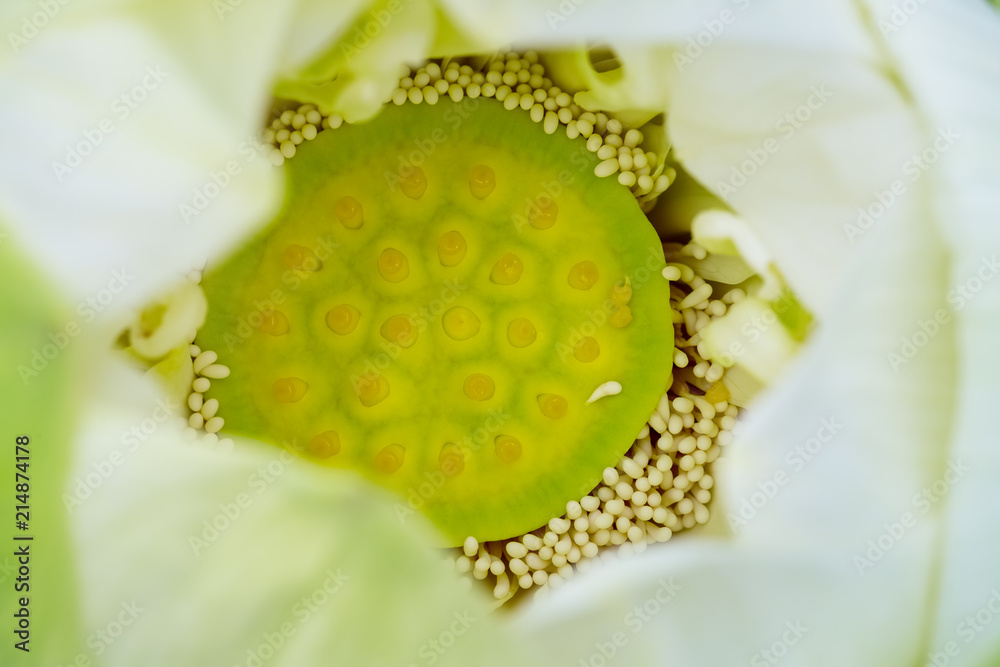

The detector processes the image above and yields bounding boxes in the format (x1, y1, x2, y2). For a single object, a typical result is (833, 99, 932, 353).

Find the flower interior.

(185, 53, 742, 601)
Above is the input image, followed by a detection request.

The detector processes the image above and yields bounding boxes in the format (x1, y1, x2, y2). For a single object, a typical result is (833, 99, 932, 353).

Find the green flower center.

(196, 85, 674, 545)
(175, 52, 745, 602)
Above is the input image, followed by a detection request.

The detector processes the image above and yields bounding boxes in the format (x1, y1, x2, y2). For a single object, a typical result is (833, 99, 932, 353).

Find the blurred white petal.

(516, 1, 999, 665)
(70, 360, 524, 666)
(0, 0, 359, 319)
(881, 0, 1000, 660)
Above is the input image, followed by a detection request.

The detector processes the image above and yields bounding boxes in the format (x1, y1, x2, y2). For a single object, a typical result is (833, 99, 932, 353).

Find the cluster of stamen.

(263, 52, 675, 208)
(446, 243, 743, 602)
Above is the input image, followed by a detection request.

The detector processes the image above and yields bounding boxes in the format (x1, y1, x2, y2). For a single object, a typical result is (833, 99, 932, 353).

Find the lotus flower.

(1, 1, 998, 666)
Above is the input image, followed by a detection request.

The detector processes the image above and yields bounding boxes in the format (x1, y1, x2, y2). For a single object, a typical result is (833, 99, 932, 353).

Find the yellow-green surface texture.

(198, 99, 674, 544)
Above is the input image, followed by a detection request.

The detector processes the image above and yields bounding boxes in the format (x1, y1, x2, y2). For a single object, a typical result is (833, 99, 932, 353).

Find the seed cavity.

(375, 443, 405, 473)
(438, 231, 467, 267)
(495, 435, 522, 463)
(469, 164, 496, 199)
(355, 372, 389, 407)
(380, 314, 417, 349)
(439, 443, 465, 476)
(611, 279, 633, 307)
(401, 167, 427, 199)
(568, 261, 599, 291)
(506, 318, 536, 348)
(490, 252, 523, 285)
(310, 431, 341, 458)
(442, 307, 481, 341)
(378, 248, 409, 282)
(326, 304, 360, 335)
(273, 377, 308, 403)
(335, 195, 364, 229)
(282, 244, 322, 272)
(464, 373, 495, 401)
(258, 310, 289, 336)
(528, 196, 558, 230)
(537, 394, 568, 419)
(574, 337, 600, 363)
(610, 306, 633, 328)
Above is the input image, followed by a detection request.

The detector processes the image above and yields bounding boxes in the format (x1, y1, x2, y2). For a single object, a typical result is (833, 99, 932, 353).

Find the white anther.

(587, 381, 622, 404)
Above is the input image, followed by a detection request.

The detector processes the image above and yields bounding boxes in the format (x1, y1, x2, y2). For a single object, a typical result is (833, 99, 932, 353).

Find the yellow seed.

(568, 261, 599, 290)
(377, 248, 409, 282)
(610, 306, 633, 328)
(309, 431, 340, 458)
(529, 196, 558, 230)
(442, 307, 481, 341)
(469, 164, 496, 199)
(326, 304, 360, 335)
(537, 394, 568, 419)
(611, 279, 633, 306)
(495, 435, 522, 463)
(375, 443, 405, 473)
(438, 231, 467, 267)
(574, 337, 600, 363)
(490, 252, 523, 285)
(400, 166, 427, 199)
(334, 195, 364, 229)
(439, 443, 465, 477)
(273, 377, 308, 403)
(704, 382, 731, 404)
(380, 315, 417, 349)
(282, 244, 321, 272)
(464, 373, 495, 401)
(355, 373, 389, 407)
(506, 318, 536, 348)
(258, 310, 289, 336)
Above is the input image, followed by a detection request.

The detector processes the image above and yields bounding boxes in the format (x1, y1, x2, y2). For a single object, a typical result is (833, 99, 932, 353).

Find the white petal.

(516, 538, 933, 666)
(516, 1, 986, 661)
(520, 137, 955, 664)
(70, 360, 522, 666)
(0, 1, 347, 318)
(877, 0, 1000, 660)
